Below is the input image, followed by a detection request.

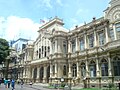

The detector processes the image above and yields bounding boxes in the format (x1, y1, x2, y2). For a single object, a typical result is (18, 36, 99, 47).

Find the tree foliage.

(0, 38, 9, 64)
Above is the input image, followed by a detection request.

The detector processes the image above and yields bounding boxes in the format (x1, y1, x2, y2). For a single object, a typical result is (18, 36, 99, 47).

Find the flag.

(40, 19, 45, 23)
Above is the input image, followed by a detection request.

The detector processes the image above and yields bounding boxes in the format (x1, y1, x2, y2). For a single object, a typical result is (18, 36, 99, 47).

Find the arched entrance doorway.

(46, 66, 50, 83)
(39, 67, 44, 83)
(33, 67, 37, 83)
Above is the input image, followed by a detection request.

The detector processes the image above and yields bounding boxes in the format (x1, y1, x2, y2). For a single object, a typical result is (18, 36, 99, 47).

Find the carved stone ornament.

(107, 5, 120, 21)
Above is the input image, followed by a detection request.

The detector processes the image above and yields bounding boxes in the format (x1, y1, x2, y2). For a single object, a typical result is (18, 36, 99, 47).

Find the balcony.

(31, 57, 48, 65)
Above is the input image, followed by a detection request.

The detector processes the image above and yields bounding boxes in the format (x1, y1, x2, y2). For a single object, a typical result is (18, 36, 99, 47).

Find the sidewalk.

(27, 83, 83, 90)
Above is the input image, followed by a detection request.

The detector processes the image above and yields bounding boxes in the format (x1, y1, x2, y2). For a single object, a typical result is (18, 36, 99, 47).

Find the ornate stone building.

(12, 0, 120, 88)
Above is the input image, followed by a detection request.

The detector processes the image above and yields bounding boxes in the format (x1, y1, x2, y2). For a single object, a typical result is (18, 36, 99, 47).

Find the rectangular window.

(53, 42, 55, 53)
(63, 41, 67, 54)
(98, 32, 105, 46)
(115, 23, 120, 39)
(39, 48, 41, 58)
(88, 34, 94, 48)
(109, 29, 114, 41)
(80, 38, 84, 51)
(72, 40, 76, 53)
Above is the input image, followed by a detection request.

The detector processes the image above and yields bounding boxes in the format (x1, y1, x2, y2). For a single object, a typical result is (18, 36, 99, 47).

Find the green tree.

(0, 38, 10, 79)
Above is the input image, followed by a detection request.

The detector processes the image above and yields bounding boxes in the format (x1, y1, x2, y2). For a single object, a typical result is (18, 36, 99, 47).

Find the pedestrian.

(29, 81, 33, 87)
(21, 79, 24, 88)
(4, 79, 8, 88)
(11, 79, 15, 90)
(0, 78, 2, 85)
(8, 79, 11, 88)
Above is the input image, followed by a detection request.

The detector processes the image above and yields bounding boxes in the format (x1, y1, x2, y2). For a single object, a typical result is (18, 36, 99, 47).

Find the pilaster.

(113, 24, 117, 40)
(55, 61, 57, 78)
(68, 62, 72, 78)
(107, 53, 112, 77)
(84, 31, 88, 49)
(75, 34, 79, 52)
(94, 28, 97, 47)
(105, 25, 110, 43)
(55, 39, 58, 53)
(43, 66, 47, 83)
(36, 66, 40, 83)
(96, 55, 100, 77)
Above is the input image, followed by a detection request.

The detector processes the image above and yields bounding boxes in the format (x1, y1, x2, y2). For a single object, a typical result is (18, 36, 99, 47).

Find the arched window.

(33, 68, 37, 82)
(39, 67, 44, 82)
(63, 65, 67, 75)
(113, 57, 120, 76)
(81, 62, 86, 78)
(72, 64, 77, 77)
(46, 66, 50, 83)
(89, 60, 96, 77)
(101, 59, 108, 76)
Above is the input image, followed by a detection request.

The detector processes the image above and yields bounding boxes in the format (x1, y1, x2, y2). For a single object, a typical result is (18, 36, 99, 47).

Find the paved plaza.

(0, 83, 55, 90)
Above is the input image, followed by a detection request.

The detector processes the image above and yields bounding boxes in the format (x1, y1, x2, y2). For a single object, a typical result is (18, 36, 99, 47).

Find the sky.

(0, 0, 110, 41)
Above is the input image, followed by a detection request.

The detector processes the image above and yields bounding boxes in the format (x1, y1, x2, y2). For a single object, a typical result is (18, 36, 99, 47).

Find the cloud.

(76, 9, 83, 15)
(76, 8, 89, 16)
(56, 0, 63, 6)
(43, 0, 52, 8)
(0, 16, 40, 41)
(37, 0, 52, 9)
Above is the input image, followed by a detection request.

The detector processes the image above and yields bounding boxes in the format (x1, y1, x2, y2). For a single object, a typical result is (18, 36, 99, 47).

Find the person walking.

(0, 78, 2, 85)
(4, 79, 8, 88)
(8, 79, 11, 88)
(29, 81, 33, 87)
(11, 79, 15, 90)
(21, 80, 24, 88)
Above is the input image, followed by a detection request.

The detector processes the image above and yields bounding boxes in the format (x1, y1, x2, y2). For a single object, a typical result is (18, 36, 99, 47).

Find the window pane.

(109, 29, 114, 41)
(88, 34, 94, 48)
(80, 39, 84, 51)
(99, 32, 105, 45)
(72, 40, 76, 53)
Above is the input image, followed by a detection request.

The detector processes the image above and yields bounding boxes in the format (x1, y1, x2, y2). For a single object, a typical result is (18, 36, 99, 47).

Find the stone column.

(58, 38, 62, 53)
(108, 53, 112, 76)
(43, 66, 47, 83)
(84, 31, 87, 49)
(85, 59, 89, 77)
(36, 67, 40, 83)
(77, 61, 80, 78)
(96, 56, 100, 77)
(113, 24, 117, 40)
(105, 26, 109, 43)
(68, 62, 72, 77)
(55, 39, 58, 53)
(58, 63, 62, 77)
(75, 35, 79, 52)
(68, 40, 71, 53)
(94, 29, 97, 47)
(55, 62, 57, 78)
(50, 62, 53, 78)
(50, 40, 53, 55)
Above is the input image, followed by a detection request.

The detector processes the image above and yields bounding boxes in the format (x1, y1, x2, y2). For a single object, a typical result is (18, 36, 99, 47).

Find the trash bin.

(64, 85, 70, 90)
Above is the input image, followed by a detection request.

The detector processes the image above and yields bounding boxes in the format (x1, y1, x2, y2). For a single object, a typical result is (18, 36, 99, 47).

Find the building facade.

(9, 0, 120, 88)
